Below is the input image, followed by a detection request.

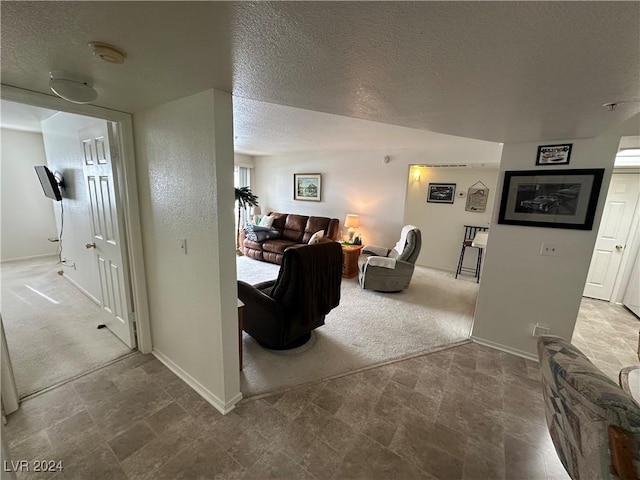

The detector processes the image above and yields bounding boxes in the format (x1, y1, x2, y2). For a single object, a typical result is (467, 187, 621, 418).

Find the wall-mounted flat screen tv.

(34, 165, 62, 201)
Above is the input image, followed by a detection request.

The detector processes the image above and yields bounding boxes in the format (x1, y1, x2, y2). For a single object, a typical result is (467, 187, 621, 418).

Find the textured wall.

(40, 113, 103, 300)
(1, 129, 57, 261)
(472, 136, 619, 358)
(404, 167, 499, 271)
(253, 141, 502, 249)
(134, 89, 240, 409)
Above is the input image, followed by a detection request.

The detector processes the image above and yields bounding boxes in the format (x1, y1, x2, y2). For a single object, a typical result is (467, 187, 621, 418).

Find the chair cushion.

(262, 239, 297, 254)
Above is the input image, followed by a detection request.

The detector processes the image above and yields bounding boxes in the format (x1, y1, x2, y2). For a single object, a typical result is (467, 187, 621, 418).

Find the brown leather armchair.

(237, 241, 343, 350)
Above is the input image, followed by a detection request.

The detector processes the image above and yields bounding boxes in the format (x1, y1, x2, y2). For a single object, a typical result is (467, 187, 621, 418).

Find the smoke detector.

(89, 42, 126, 64)
(49, 71, 97, 104)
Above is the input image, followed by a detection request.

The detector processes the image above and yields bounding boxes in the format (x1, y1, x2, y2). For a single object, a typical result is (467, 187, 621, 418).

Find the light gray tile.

(107, 421, 157, 462)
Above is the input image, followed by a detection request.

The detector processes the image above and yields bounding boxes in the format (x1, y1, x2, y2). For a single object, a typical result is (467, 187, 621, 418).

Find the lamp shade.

(250, 206, 262, 215)
(345, 214, 359, 228)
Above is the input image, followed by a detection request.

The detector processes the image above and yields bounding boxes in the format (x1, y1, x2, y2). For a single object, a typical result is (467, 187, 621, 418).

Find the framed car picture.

(427, 183, 456, 204)
(536, 144, 572, 165)
(498, 169, 604, 230)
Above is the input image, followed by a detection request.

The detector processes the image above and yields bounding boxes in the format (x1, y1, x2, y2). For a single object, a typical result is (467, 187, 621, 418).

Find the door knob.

(86, 242, 96, 249)
(615, 244, 624, 250)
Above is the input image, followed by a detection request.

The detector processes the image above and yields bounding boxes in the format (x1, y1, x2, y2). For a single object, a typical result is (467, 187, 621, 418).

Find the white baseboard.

(471, 336, 538, 362)
(1, 253, 57, 264)
(152, 349, 242, 415)
(61, 274, 100, 305)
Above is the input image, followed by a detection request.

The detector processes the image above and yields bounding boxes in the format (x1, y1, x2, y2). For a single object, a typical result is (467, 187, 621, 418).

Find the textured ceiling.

(232, 97, 499, 156)
(1, 1, 639, 145)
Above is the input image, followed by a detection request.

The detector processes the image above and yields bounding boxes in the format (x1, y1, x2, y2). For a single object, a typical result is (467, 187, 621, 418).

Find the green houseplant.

(235, 186, 259, 253)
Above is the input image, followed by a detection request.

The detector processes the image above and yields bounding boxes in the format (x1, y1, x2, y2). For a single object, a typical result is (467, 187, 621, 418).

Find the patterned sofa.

(241, 212, 340, 265)
(537, 335, 640, 479)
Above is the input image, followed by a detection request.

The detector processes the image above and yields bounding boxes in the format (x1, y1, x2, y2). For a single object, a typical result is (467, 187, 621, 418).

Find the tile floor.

(572, 297, 640, 381)
(5, 297, 637, 480)
(4, 342, 569, 480)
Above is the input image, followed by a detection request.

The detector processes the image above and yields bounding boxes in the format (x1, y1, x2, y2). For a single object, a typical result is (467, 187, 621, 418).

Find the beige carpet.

(1, 257, 133, 397)
(237, 256, 479, 397)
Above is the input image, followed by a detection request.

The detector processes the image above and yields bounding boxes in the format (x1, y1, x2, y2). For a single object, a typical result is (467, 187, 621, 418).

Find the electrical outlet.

(540, 243, 559, 257)
(532, 323, 551, 337)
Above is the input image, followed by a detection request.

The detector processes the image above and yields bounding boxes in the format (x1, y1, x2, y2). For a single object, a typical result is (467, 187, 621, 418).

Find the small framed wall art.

(427, 183, 456, 204)
(536, 144, 573, 165)
(465, 181, 489, 212)
(294, 173, 322, 201)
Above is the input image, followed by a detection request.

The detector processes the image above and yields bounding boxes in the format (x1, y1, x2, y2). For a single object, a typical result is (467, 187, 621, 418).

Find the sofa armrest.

(253, 279, 277, 292)
(363, 258, 414, 275)
(366, 256, 396, 269)
(237, 280, 283, 322)
(362, 245, 389, 257)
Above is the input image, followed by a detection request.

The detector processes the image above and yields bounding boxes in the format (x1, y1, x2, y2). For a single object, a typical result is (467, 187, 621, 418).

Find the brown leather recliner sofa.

(241, 212, 340, 265)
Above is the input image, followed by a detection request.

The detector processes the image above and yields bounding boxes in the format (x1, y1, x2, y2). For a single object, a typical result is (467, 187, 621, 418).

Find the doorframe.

(610, 169, 640, 303)
(1, 85, 152, 354)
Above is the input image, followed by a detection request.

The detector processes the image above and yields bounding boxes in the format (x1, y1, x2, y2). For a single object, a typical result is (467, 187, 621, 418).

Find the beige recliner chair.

(357, 225, 421, 292)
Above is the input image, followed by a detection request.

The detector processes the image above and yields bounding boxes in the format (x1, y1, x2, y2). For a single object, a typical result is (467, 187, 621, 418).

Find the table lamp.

(345, 214, 359, 243)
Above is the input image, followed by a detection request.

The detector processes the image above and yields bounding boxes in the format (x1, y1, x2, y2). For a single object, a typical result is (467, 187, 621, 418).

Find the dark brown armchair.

(237, 241, 343, 350)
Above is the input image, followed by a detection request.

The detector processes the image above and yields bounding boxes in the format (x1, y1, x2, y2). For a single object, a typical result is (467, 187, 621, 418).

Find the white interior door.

(584, 174, 640, 301)
(80, 122, 136, 348)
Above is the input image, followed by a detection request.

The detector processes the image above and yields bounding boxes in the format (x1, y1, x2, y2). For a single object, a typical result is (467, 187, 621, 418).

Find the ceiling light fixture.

(89, 42, 126, 64)
(49, 71, 98, 104)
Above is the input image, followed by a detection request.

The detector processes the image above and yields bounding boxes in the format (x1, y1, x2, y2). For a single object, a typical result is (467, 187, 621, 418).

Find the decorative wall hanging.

(427, 183, 456, 203)
(294, 173, 322, 201)
(498, 169, 604, 230)
(536, 144, 573, 165)
(465, 181, 489, 212)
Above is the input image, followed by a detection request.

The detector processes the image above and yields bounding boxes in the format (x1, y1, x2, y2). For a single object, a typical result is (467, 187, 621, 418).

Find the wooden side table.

(341, 244, 364, 279)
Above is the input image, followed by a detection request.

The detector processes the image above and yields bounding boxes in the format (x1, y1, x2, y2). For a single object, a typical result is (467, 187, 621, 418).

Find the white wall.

(40, 113, 103, 301)
(253, 140, 502, 248)
(1, 129, 58, 261)
(472, 135, 620, 359)
(234, 153, 254, 168)
(134, 89, 240, 412)
(404, 167, 498, 271)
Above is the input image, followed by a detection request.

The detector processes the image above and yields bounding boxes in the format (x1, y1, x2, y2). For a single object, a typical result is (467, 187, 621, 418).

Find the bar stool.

(455, 225, 489, 283)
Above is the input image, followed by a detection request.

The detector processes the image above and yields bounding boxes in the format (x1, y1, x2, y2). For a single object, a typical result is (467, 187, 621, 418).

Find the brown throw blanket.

(271, 241, 343, 325)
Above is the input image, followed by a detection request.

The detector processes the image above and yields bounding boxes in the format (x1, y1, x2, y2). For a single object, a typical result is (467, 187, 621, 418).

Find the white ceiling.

(0, 100, 57, 133)
(1, 2, 639, 149)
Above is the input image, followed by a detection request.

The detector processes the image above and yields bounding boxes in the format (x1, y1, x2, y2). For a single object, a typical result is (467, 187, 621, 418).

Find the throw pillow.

(254, 230, 280, 242)
(245, 222, 257, 241)
(245, 222, 281, 242)
(259, 215, 274, 228)
(308, 230, 325, 244)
